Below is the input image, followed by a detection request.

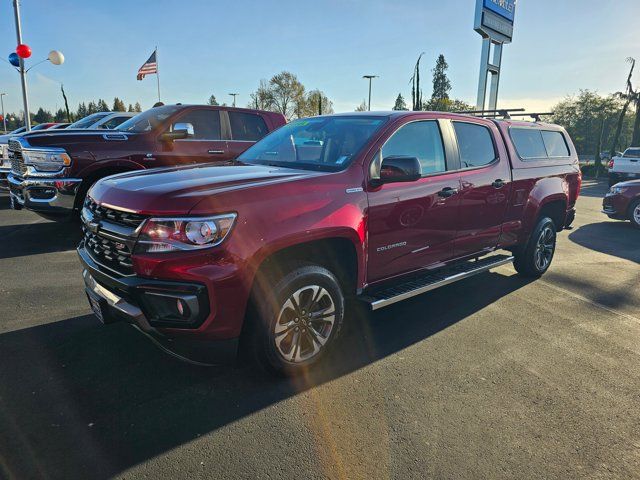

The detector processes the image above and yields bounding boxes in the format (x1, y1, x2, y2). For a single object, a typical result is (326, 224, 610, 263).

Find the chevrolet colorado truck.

(77, 111, 581, 375)
(7, 105, 286, 219)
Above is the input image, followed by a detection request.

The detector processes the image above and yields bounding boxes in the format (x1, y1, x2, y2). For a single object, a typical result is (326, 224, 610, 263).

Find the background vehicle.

(67, 112, 136, 130)
(7, 104, 286, 218)
(602, 179, 640, 228)
(49, 123, 71, 129)
(78, 111, 581, 376)
(1, 123, 64, 189)
(609, 147, 640, 186)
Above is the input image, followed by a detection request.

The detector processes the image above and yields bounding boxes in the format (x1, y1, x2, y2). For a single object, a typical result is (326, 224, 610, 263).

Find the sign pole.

(12, 0, 31, 131)
(155, 47, 161, 102)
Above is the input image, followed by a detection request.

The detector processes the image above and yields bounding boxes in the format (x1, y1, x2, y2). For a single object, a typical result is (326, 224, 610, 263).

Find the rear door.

(451, 120, 512, 258)
(156, 108, 232, 166)
(366, 119, 461, 283)
(225, 111, 271, 158)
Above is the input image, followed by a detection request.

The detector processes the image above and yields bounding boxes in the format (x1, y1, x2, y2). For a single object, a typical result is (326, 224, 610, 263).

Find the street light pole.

(229, 93, 239, 108)
(362, 75, 378, 111)
(13, 0, 31, 131)
(0, 94, 7, 133)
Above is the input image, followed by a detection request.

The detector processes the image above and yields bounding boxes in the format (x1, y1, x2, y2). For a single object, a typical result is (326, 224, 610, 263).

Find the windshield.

(238, 116, 387, 171)
(623, 148, 640, 158)
(116, 105, 181, 133)
(69, 113, 109, 129)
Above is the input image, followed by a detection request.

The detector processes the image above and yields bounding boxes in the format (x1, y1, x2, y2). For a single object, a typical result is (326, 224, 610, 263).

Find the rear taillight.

(608, 159, 614, 169)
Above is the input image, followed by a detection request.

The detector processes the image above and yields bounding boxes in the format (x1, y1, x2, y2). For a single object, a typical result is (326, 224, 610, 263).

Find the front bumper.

(602, 193, 629, 220)
(80, 246, 238, 364)
(8, 173, 82, 215)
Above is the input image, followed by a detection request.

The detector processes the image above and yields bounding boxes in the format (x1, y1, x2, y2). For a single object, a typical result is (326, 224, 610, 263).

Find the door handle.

(492, 179, 506, 189)
(208, 150, 225, 155)
(437, 187, 459, 198)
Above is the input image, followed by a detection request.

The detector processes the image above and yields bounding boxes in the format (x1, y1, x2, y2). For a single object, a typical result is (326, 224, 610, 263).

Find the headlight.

(22, 148, 71, 172)
(610, 186, 627, 195)
(135, 213, 237, 253)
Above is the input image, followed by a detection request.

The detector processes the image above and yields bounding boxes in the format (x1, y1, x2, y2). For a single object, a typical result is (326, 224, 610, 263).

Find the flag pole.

(155, 46, 161, 102)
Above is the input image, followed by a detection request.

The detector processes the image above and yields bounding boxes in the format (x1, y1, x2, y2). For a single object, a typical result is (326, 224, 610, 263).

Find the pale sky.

(0, 0, 638, 116)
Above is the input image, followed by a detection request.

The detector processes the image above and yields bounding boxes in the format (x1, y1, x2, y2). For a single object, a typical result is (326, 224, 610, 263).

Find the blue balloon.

(8, 52, 19, 67)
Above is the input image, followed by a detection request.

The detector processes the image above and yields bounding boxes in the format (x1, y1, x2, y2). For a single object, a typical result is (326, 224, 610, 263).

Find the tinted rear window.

(541, 131, 570, 157)
(624, 148, 640, 158)
(510, 129, 547, 159)
(453, 122, 496, 168)
(229, 112, 269, 141)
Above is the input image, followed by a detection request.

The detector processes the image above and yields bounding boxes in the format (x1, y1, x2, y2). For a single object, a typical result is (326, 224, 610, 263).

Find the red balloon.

(16, 44, 31, 59)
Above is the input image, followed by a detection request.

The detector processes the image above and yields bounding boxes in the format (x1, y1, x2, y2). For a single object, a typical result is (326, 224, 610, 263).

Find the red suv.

(78, 112, 580, 375)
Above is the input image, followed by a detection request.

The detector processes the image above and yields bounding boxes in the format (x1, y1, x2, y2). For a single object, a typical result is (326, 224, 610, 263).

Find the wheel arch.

(73, 160, 144, 209)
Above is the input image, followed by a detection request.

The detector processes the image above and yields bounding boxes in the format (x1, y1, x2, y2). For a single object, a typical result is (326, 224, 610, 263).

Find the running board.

(361, 254, 514, 311)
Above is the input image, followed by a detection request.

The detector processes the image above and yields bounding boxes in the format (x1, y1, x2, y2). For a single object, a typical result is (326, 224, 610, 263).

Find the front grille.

(8, 140, 26, 176)
(83, 230, 134, 275)
(84, 197, 146, 228)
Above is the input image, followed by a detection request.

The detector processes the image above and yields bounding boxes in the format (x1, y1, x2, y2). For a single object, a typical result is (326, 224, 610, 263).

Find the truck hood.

(18, 130, 135, 149)
(89, 163, 320, 215)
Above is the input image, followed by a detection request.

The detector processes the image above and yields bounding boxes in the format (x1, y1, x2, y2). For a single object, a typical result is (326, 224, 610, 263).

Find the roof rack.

(507, 112, 555, 122)
(458, 108, 525, 119)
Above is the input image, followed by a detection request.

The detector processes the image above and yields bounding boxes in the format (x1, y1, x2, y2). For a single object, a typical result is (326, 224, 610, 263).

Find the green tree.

(33, 107, 53, 124)
(410, 53, 425, 111)
(268, 71, 306, 120)
(134, 102, 142, 112)
(86, 101, 98, 114)
(207, 95, 219, 106)
(54, 108, 67, 122)
(302, 89, 333, 116)
(77, 102, 88, 119)
(393, 93, 408, 110)
(97, 99, 110, 112)
(610, 58, 636, 156)
(127, 104, 135, 112)
(355, 100, 368, 112)
(430, 54, 452, 111)
(248, 79, 273, 110)
(112, 97, 126, 111)
(424, 97, 473, 112)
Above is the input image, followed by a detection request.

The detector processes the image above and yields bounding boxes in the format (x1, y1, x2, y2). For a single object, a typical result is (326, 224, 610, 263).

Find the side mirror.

(371, 155, 421, 186)
(161, 122, 194, 141)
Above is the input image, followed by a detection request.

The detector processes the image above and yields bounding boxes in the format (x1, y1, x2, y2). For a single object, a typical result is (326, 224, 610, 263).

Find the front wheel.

(250, 264, 345, 376)
(513, 217, 557, 278)
(629, 199, 640, 229)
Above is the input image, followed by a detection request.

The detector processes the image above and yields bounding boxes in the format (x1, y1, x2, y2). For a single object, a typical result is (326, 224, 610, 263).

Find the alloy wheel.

(274, 285, 336, 363)
(534, 226, 555, 271)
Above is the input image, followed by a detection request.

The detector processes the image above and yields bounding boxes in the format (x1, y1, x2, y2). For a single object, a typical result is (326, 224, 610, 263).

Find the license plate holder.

(86, 291, 107, 324)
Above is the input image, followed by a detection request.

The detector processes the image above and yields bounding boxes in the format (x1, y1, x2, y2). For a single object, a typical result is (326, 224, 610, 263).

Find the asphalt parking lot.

(0, 179, 639, 480)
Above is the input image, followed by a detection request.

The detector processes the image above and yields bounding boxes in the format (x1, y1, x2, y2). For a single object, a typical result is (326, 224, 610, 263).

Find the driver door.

(366, 119, 461, 284)
(156, 109, 231, 166)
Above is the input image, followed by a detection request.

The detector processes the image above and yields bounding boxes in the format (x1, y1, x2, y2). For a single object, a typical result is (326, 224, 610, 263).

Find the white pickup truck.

(609, 147, 640, 186)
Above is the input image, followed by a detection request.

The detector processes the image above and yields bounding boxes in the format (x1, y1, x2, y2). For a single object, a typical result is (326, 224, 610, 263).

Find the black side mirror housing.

(371, 155, 421, 186)
(160, 129, 189, 142)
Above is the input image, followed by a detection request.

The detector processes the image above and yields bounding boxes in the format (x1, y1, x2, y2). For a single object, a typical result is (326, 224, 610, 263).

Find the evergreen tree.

(355, 100, 368, 112)
(54, 108, 67, 122)
(431, 54, 452, 111)
(127, 104, 135, 112)
(33, 107, 53, 124)
(87, 101, 98, 114)
(393, 93, 408, 111)
(77, 102, 88, 119)
(112, 97, 126, 111)
(207, 95, 219, 106)
(97, 99, 110, 112)
(134, 102, 142, 112)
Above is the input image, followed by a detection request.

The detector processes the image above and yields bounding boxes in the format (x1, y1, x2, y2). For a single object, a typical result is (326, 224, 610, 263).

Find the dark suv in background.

(7, 105, 286, 219)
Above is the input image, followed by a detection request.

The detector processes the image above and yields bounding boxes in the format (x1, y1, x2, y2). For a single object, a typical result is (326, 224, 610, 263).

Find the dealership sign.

(475, 0, 516, 43)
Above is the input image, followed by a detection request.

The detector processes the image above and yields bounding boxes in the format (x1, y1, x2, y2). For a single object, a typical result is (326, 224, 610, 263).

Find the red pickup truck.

(78, 111, 581, 375)
(7, 105, 286, 219)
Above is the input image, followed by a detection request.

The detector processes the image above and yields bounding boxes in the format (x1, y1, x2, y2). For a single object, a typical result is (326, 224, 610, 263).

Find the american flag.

(137, 50, 157, 80)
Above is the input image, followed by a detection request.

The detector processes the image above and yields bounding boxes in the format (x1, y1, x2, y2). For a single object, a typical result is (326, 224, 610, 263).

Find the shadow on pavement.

(0, 219, 82, 259)
(568, 221, 640, 264)
(0, 271, 532, 480)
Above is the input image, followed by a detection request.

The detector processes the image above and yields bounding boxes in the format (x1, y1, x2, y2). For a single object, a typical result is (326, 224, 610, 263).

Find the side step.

(361, 254, 514, 311)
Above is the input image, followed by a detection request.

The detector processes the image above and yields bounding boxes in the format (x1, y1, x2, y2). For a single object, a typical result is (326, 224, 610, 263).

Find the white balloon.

(48, 50, 64, 65)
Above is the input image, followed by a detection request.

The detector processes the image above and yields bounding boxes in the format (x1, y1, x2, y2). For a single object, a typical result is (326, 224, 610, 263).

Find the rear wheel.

(513, 217, 557, 278)
(629, 199, 640, 229)
(249, 264, 345, 376)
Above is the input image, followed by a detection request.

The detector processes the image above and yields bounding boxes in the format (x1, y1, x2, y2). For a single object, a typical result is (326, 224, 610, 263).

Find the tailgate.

(612, 157, 640, 174)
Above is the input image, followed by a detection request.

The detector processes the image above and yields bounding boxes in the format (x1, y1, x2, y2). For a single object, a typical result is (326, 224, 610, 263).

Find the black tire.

(629, 198, 640, 229)
(513, 217, 557, 278)
(248, 264, 345, 376)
